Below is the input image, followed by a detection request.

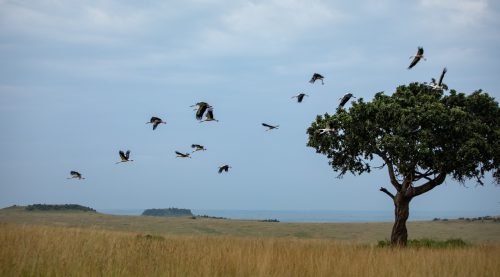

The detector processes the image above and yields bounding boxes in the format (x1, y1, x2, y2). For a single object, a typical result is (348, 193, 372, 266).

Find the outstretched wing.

(152, 121, 159, 130)
(119, 150, 126, 160)
(125, 150, 131, 159)
(206, 108, 214, 120)
(150, 116, 161, 123)
(438, 67, 447, 85)
(408, 56, 421, 69)
(218, 167, 224, 174)
(408, 47, 424, 69)
(70, 171, 80, 177)
(339, 95, 349, 108)
(196, 103, 208, 120)
(262, 123, 272, 128)
(175, 151, 183, 156)
(297, 94, 305, 102)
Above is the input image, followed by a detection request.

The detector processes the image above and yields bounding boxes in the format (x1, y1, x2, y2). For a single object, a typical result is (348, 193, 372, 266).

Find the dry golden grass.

(1, 208, 500, 243)
(1, 223, 499, 277)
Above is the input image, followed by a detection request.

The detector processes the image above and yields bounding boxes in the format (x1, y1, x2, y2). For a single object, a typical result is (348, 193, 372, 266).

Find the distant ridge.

(25, 204, 96, 212)
(142, 208, 193, 217)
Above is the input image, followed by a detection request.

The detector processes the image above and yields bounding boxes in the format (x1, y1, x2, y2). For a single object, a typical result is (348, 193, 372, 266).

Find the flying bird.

(191, 102, 211, 121)
(262, 123, 279, 131)
(191, 144, 206, 152)
(338, 93, 356, 110)
(67, 171, 85, 180)
(146, 116, 166, 130)
(175, 151, 191, 158)
(429, 67, 448, 91)
(316, 122, 337, 136)
(408, 47, 426, 69)
(292, 93, 309, 103)
(116, 150, 133, 164)
(201, 107, 218, 122)
(218, 164, 231, 174)
(309, 73, 324, 85)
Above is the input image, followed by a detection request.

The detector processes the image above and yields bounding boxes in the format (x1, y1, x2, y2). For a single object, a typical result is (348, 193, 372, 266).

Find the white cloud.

(197, 0, 346, 55)
(418, 0, 489, 27)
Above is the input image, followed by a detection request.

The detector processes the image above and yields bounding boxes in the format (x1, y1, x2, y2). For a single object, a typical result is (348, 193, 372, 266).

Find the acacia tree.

(307, 83, 500, 246)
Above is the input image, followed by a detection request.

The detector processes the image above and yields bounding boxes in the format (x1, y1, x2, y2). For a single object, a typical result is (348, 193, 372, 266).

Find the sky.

(1, 0, 499, 214)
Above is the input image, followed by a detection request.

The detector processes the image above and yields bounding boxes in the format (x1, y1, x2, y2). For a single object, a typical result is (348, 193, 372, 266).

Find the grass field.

(1, 208, 500, 276)
(1, 223, 499, 276)
(1, 207, 499, 242)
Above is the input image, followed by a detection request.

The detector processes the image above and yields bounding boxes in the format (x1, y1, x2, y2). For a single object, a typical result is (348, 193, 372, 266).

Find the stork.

(67, 171, 85, 180)
(338, 93, 356, 110)
(429, 67, 448, 91)
(316, 122, 337, 135)
(309, 73, 324, 85)
(146, 116, 166, 130)
(175, 151, 191, 158)
(408, 47, 426, 69)
(191, 144, 206, 153)
(218, 164, 231, 174)
(191, 102, 211, 121)
(292, 93, 309, 103)
(116, 150, 133, 164)
(262, 123, 279, 131)
(200, 107, 218, 122)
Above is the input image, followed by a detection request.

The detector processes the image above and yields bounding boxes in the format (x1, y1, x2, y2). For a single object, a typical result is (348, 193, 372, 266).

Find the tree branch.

(414, 169, 436, 182)
(410, 172, 447, 197)
(376, 151, 402, 191)
(379, 187, 395, 200)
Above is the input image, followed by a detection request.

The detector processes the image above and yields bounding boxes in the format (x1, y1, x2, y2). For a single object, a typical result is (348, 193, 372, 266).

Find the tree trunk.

(391, 193, 411, 247)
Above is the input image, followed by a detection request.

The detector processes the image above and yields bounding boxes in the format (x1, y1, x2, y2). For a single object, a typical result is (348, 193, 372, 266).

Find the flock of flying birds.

(67, 46, 447, 180)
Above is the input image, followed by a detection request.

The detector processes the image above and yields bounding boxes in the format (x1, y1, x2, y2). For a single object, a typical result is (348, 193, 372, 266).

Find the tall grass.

(1, 223, 499, 276)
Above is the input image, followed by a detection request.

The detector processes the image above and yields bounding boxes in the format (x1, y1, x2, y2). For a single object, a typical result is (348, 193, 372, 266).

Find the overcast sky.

(1, 0, 499, 213)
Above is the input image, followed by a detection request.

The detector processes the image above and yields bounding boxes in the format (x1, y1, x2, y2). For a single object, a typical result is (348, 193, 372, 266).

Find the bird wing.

(191, 144, 198, 148)
(408, 56, 420, 69)
(150, 116, 161, 122)
(417, 47, 424, 56)
(438, 67, 447, 85)
(218, 167, 223, 173)
(206, 108, 214, 120)
(196, 104, 208, 120)
(125, 150, 131, 159)
(339, 95, 349, 107)
(297, 94, 304, 102)
(119, 151, 126, 160)
(175, 151, 183, 156)
(70, 171, 80, 177)
(152, 122, 159, 130)
(262, 123, 272, 128)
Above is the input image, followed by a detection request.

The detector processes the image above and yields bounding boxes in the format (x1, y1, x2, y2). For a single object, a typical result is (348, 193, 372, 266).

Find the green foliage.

(307, 83, 500, 185)
(25, 204, 96, 212)
(142, 208, 193, 217)
(377, 238, 468, 248)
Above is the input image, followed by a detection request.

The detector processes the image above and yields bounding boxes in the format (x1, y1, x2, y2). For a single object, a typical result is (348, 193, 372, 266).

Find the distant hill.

(25, 204, 96, 212)
(142, 208, 193, 217)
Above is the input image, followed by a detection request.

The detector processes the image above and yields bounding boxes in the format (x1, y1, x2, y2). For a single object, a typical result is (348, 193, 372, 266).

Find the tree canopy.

(307, 83, 500, 189)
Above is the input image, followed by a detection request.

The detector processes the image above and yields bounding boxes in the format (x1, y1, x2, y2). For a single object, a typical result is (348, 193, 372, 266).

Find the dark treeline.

(25, 204, 96, 212)
(142, 208, 193, 217)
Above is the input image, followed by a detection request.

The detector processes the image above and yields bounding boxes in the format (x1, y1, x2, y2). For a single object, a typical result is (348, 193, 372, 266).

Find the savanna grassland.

(1, 208, 500, 276)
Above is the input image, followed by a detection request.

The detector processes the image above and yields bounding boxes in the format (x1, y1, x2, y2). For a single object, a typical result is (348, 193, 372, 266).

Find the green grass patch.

(377, 238, 468, 248)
